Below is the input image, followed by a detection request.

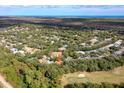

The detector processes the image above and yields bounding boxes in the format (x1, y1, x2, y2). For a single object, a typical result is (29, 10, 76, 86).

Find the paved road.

(0, 74, 13, 88)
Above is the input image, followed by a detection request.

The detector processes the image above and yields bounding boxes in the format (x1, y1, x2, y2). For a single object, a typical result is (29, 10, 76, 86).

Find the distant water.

(0, 16, 124, 19)
(79, 16, 124, 19)
(31, 16, 124, 19)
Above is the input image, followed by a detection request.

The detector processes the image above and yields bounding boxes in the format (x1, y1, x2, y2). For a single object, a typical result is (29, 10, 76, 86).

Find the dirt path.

(0, 74, 13, 88)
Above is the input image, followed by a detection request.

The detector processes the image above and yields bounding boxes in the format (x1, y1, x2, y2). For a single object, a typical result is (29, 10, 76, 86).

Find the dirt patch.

(0, 74, 13, 88)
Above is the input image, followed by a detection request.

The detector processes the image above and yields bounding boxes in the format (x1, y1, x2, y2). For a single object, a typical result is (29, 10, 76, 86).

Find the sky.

(0, 5, 124, 16)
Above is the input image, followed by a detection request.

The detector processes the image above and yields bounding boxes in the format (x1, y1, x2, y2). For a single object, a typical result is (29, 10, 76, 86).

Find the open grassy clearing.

(61, 66, 124, 86)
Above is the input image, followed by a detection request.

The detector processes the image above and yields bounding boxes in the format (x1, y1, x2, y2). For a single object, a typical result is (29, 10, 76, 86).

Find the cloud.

(0, 5, 124, 16)
(0, 5, 124, 9)
(0, 0, 124, 5)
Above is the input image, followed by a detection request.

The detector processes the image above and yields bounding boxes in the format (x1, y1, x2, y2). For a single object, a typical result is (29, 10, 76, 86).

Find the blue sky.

(0, 5, 124, 16)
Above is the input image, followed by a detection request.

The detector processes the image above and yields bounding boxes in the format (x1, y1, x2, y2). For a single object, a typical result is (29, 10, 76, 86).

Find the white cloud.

(0, 0, 124, 5)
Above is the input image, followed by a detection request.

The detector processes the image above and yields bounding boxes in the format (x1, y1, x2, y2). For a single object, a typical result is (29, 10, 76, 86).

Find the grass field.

(61, 66, 124, 86)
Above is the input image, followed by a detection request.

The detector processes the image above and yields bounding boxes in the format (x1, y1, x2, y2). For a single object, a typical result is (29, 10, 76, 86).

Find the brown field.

(61, 66, 124, 86)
